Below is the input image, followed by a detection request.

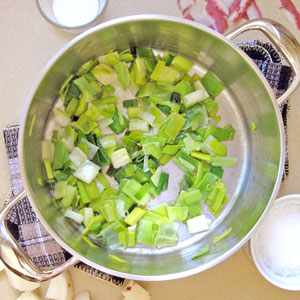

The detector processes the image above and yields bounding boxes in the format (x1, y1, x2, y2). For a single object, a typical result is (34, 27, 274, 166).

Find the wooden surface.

(1, 1, 300, 299)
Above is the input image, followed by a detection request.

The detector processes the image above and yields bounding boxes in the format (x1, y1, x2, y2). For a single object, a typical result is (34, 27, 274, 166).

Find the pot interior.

(21, 16, 282, 279)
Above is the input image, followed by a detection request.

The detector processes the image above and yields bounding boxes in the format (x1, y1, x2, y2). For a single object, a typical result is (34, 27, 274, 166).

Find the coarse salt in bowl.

(250, 194, 300, 290)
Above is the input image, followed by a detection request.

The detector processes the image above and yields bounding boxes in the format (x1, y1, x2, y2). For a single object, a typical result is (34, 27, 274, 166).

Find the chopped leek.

(44, 46, 237, 251)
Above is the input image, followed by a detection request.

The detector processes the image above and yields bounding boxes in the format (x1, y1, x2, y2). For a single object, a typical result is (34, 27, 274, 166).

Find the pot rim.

(18, 14, 285, 281)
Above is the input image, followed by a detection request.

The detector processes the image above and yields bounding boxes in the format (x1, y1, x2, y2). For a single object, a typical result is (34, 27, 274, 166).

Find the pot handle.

(225, 18, 300, 106)
(0, 190, 80, 282)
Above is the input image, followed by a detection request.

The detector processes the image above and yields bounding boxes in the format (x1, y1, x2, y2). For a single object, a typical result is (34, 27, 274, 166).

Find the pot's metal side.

(12, 15, 290, 281)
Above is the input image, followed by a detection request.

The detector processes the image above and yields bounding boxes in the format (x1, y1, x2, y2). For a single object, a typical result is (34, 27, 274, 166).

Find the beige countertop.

(1, 1, 300, 299)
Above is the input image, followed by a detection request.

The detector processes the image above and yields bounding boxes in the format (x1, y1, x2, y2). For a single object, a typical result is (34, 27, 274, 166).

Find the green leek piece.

(94, 137, 110, 167)
(73, 76, 102, 97)
(158, 113, 185, 142)
(171, 55, 194, 73)
(84, 105, 101, 121)
(202, 98, 218, 117)
(197, 173, 218, 196)
(214, 124, 236, 141)
(157, 173, 169, 195)
(173, 150, 199, 174)
(91, 64, 118, 85)
(98, 51, 121, 66)
(29, 114, 36, 137)
(163, 50, 174, 66)
(43, 159, 54, 180)
(59, 74, 75, 95)
(134, 57, 147, 85)
(251, 121, 256, 132)
(84, 180, 101, 200)
(114, 61, 131, 90)
(61, 185, 77, 208)
(154, 219, 178, 249)
(143, 143, 163, 160)
(109, 254, 126, 263)
(162, 144, 181, 156)
(121, 179, 151, 205)
(91, 127, 103, 139)
(82, 214, 104, 235)
(183, 88, 209, 108)
(127, 231, 136, 248)
(141, 135, 166, 147)
(211, 187, 227, 213)
(93, 96, 117, 107)
(101, 200, 118, 223)
(174, 79, 193, 97)
(96, 104, 116, 119)
(191, 151, 212, 162)
(212, 156, 237, 167)
(124, 207, 146, 226)
(202, 135, 227, 156)
(143, 211, 163, 224)
(183, 134, 202, 153)
(54, 181, 67, 199)
(150, 60, 165, 81)
(210, 166, 224, 178)
(151, 167, 162, 187)
(167, 206, 188, 221)
(136, 48, 157, 72)
(159, 154, 172, 165)
(151, 203, 168, 217)
(108, 108, 129, 134)
(75, 98, 88, 117)
(127, 107, 142, 119)
(53, 140, 66, 170)
(129, 119, 149, 133)
(193, 162, 204, 188)
(213, 227, 232, 244)
(183, 104, 208, 130)
(54, 170, 68, 182)
(76, 114, 97, 135)
(192, 245, 210, 260)
(182, 189, 203, 206)
(101, 85, 115, 98)
(136, 219, 153, 245)
(99, 221, 122, 248)
(123, 99, 138, 108)
(77, 181, 90, 204)
(201, 71, 224, 97)
(76, 59, 99, 76)
(66, 98, 80, 117)
(62, 82, 81, 107)
(96, 173, 110, 188)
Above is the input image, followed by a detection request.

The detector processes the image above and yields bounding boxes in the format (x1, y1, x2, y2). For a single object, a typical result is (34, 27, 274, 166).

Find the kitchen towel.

(2, 40, 292, 284)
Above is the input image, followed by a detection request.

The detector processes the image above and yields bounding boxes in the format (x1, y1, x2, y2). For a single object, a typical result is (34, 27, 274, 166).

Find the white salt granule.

(255, 202, 300, 277)
(52, 0, 99, 27)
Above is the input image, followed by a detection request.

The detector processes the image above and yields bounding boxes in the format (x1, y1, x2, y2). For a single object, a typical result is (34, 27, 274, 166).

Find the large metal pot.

(1, 15, 300, 282)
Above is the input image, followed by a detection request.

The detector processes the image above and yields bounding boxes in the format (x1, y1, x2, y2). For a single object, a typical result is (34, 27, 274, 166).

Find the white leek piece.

(111, 148, 130, 169)
(187, 215, 211, 234)
(64, 209, 84, 224)
(74, 160, 100, 184)
(69, 147, 87, 169)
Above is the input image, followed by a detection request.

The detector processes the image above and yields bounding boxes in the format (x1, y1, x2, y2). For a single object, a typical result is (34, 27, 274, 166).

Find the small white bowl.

(250, 194, 300, 290)
(36, 0, 107, 32)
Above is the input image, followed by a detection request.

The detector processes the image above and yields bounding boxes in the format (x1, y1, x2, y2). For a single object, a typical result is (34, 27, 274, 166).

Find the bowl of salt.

(250, 194, 300, 290)
(36, 0, 107, 32)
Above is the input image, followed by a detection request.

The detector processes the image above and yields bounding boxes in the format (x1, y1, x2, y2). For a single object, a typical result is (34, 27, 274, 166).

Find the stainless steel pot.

(1, 15, 300, 282)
